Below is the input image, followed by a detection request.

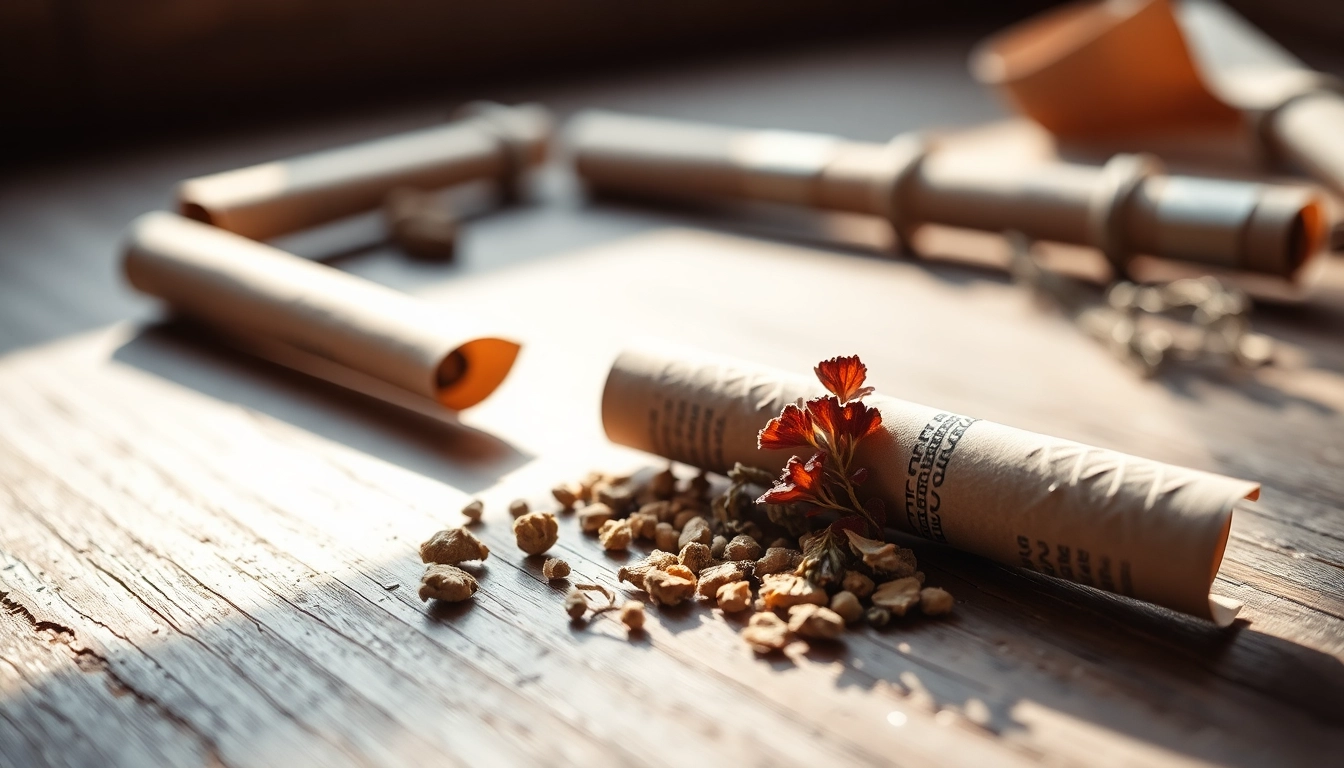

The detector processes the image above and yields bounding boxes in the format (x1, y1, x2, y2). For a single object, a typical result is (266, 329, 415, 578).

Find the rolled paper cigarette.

(601, 347, 1259, 625)
(123, 211, 519, 411)
(568, 110, 1328, 279)
(971, 0, 1344, 202)
(178, 102, 552, 241)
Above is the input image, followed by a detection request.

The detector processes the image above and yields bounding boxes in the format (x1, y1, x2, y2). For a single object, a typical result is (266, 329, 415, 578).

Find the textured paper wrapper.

(602, 348, 1258, 625)
(123, 212, 519, 411)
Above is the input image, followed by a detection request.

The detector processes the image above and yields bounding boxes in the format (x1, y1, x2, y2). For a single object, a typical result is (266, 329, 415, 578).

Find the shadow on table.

(112, 320, 530, 494)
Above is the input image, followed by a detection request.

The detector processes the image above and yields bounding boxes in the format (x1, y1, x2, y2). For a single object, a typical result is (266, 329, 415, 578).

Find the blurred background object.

(3, 0, 1339, 166)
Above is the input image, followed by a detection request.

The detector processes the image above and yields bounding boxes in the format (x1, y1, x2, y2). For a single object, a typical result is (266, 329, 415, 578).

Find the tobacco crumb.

(616, 551, 678, 591)
(677, 541, 714, 575)
(513, 511, 560, 555)
(871, 576, 922, 616)
(564, 589, 588, 620)
(509, 499, 530, 518)
(755, 547, 804, 576)
(598, 518, 633, 551)
(741, 612, 791, 654)
(551, 484, 580, 510)
(759, 573, 828, 609)
(542, 557, 571, 580)
(628, 511, 659, 540)
(419, 527, 490, 565)
(671, 509, 699, 531)
(577, 471, 603, 502)
(654, 522, 680, 552)
(461, 499, 484, 522)
(920, 587, 954, 615)
(842, 570, 875, 599)
(645, 569, 696, 607)
(620, 600, 646, 631)
(651, 467, 676, 499)
(677, 516, 711, 550)
(866, 606, 891, 628)
(844, 530, 917, 578)
(418, 564, 478, 602)
(578, 503, 614, 533)
(716, 581, 752, 613)
(787, 604, 845, 640)
(723, 534, 762, 562)
(830, 590, 864, 624)
(641, 500, 675, 524)
(710, 535, 728, 559)
(694, 561, 746, 599)
(595, 483, 634, 513)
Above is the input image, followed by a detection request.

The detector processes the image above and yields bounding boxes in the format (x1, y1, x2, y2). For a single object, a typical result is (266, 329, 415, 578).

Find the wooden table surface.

(3, 29, 1344, 768)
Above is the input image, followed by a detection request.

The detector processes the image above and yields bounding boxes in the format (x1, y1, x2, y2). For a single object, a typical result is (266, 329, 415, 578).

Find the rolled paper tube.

(972, 0, 1344, 202)
(601, 347, 1259, 625)
(123, 211, 520, 410)
(568, 110, 1327, 279)
(178, 102, 552, 241)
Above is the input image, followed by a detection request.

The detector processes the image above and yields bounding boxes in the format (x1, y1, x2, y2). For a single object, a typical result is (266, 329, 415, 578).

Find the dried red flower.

(808, 396, 883, 453)
(757, 402, 816, 451)
(814, 355, 874, 403)
(758, 453, 826, 505)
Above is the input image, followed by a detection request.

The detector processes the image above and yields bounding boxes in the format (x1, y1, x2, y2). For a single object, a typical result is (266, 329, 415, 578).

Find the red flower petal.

(814, 355, 875, 403)
(757, 402, 815, 451)
(840, 400, 883, 442)
(807, 396, 843, 445)
(757, 452, 826, 504)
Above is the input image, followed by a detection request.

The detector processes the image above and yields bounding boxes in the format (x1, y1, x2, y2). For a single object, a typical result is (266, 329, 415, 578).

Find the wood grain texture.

(1, 227, 1343, 768)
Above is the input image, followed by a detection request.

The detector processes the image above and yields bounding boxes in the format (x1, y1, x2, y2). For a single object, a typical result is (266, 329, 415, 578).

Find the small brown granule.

(655, 522, 680, 552)
(843, 531, 917, 578)
(616, 551, 679, 592)
(871, 577, 921, 616)
(564, 589, 588, 619)
(741, 612, 791, 654)
(842, 570, 875, 599)
(595, 483, 634, 512)
(677, 516, 712, 550)
(645, 569, 696, 607)
(551, 484, 580, 510)
(663, 563, 696, 582)
(755, 547, 804, 576)
(461, 499, 484, 522)
(418, 564, 478, 602)
(509, 499, 530, 518)
(723, 535, 762, 562)
(716, 581, 751, 612)
(920, 587, 954, 615)
(578, 503, 614, 533)
(830, 591, 863, 624)
(598, 519, 633, 551)
(513, 512, 559, 555)
(542, 557, 570, 580)
(671, 509, 699, 531)
(787, 604, 845, 640)
(619, 600, 646, 631)
(419, 528, 490, 565)
(694, 561, 746, 599)
(677, 541, 714, 575)
(710, 535, 728, 559)
(628, 511, 658, 540)
(577, 471, 603, 502)
(768, 537, 791, 549)
(759, 574, 827, 610)
(651, 467, 676, 499)
(640, 500, 674, 524)
(866, 606, 891, 628)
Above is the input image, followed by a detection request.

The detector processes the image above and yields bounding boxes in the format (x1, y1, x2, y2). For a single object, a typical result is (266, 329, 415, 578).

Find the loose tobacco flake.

(755, 547, 803, 576)
(920, 587, 955, 616)
(655, 522, 680, 552)
(419, 528, 490, 565)
(578, 503, 614, 533)
(716, 581, 752, 613)
(513, 511, 559, 555)
(620, 601, 646, 631)
(871, 577, 922, 616)
(741, 612, 791, 654)
(843, 530, 917, 578)
(677, 541, 713, 575)
(694, 561, 746, 599)
(759, 573, 828, 610)
(542, 557, 571, 580)
(787, 604, 845, 640)
(677, 516, 712, 550)
(723, 534, 762, 562)
(598, 518, 633, 551)
(645, 569, 696, 607)
(419, 564, 478, 602)
(564, 589, 589, 619)
(830, 590, 863, 624)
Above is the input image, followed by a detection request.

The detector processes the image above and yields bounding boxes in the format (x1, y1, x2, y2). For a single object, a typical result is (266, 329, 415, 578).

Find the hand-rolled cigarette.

(568, 110, 1328, 279)
(123, 211, 519, 411)
(601, 347, 1258, 625)
(178, 102, 552, 241)
(970, 0, 1344, 202)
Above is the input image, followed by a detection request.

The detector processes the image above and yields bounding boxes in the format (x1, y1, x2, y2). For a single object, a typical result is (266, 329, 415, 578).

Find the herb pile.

(416, 355, 953, 653)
